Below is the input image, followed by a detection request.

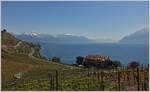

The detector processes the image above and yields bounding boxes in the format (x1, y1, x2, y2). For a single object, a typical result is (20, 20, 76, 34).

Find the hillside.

(1, 29, 73, 90)
(2, 29, 19, 46)
(119, 27, 149, 44)
(2, 30, 41, 57)
(2, 30, 149, 91)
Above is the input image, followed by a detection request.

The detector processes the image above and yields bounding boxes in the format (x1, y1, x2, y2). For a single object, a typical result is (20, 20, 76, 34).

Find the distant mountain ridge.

(15, 33, 92, 44)
(15, 27, 149, 44)
(119, 27, 149, 44)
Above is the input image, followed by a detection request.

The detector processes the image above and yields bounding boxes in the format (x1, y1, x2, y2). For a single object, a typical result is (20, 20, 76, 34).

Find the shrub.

(76, 56, 84, 65)
(128, 61, 140, 69)
(52, 57, 60, 63)
(112, 61, 121, 68)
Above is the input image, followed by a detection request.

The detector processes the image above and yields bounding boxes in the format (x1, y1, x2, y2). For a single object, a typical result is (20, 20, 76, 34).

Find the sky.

(1, 1, 149, 41)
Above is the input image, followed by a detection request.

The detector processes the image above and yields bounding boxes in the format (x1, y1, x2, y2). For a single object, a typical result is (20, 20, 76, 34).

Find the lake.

(40, 43, 149, 66)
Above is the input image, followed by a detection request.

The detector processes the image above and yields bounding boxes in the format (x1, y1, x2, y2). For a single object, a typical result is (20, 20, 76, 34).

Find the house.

(83, 55, 112, 68)
(85, 55, 111, 62)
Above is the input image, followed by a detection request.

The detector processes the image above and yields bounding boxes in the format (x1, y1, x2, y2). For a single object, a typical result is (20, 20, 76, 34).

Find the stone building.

(83, 55, 112, 68)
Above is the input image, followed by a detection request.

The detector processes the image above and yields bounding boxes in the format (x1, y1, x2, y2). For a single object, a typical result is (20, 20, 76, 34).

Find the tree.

(128, 61, 140, 69)
(112, 61, 121, 69)
(52, 57, 60, 63)
(76, 56, 84, 65)
(1, 29, 7, 33)
(128, 61, 140, 85)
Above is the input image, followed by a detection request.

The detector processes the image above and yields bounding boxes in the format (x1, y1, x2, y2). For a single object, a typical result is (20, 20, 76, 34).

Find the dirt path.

(3, 41, 79, 69)
(50, 61, 79, 69)
(28, 47, 78, 69)
(28, 47, 44, 61)
(2, 41, 22, 49)
(14, 41, 22, 49)
(28, 48, 35, 59)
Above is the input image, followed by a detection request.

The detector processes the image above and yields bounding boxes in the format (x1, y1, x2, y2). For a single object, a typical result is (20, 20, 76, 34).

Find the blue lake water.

(40, 43, 149, 66)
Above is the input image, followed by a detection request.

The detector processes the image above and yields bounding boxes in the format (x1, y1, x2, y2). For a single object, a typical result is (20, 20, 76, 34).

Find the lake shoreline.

(39, 43, 149, 66)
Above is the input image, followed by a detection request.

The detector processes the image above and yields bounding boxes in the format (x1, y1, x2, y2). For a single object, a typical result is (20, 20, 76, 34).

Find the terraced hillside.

(2, 30, 40, 57)
(1, 30, 73, 90)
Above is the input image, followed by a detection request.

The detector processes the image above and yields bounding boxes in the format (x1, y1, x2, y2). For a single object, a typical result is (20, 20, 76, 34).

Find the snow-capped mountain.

(15, 32, 92, 44)
(119, 27, 149, 44)
(23, 32, 40, 36)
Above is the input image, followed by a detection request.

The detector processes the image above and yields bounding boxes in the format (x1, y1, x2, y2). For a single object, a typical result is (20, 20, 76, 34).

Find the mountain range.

(16, 33, 92, 44)
(15, 27, 149, 44)
(119, 27, 149, 44)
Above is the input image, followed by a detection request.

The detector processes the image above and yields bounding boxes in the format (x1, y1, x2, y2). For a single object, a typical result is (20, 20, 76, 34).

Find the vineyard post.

(141, 71, 144, 91)
(141, 64, 144, 90)
(144, 78, 148, 90)
(126, 69, 130, 86)
(100, 71, 104, 91)
(60, 71, 62, 91)
(37, 80, 41, 90)
(79, 69, 81, 90)
(146, 64, 149, 90)
(141, 82, 144, 90)
(87, 69, 90, 91)
(97, 71, 100, 90)
(144, 70, 147, 90)
(27, 79, 29, 89)
(48, 73, 52, 90)
(51, 74, 53, 90)
(132, 69, 136, 85)
(115, 67, 118, 90)
(100, 71, 102, 90)
(142, 64, 148, 90)
(71, 81, 73, 90)
(122, 66, 124, 80)
(55, 70, 59, 90)
(118, 71, 121, 91)
(136, 67, 140, 91)
(141, 64, 143, 71)
(123, 66, 125, 81)
(92, 70, 95, 89)
(52, 74, 55, 90)
(52, 73, 54, 90)
(146, 67, 148, 90)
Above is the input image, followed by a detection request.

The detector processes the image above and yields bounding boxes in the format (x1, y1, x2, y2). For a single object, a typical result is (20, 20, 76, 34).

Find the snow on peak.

(23, 32, 39, 36)
(64, 33, 73, 36)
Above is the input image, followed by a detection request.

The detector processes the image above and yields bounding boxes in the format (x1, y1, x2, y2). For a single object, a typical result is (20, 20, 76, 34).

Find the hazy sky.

(1, 1, 149, 41)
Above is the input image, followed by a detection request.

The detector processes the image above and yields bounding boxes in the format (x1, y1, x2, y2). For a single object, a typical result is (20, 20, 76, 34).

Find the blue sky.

(1, 1, 149, 41)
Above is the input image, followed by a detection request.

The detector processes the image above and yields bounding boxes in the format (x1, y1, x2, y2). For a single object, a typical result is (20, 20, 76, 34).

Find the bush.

(128, 61, 139, 69)
(52, 57, 60, 63)
(111, 61, 121, 68)
(76, 56, 84, 65)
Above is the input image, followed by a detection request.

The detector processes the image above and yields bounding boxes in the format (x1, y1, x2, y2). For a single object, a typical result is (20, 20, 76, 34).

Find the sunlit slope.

(1, 30, 69, 90)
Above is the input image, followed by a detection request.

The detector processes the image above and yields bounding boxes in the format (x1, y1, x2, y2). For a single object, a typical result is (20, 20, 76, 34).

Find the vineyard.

(4, 65, 149, 91)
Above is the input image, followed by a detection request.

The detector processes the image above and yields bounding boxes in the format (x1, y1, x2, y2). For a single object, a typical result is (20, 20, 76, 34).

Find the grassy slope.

(1, 31, 69, 90)
(2, 52, 68, 81)
(1, 31, 19, 46)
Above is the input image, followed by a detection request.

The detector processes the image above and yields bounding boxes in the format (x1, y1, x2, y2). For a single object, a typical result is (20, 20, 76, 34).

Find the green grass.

(3, 76, 112, 91)
(2, 52, 149, 91)
(1, 52, 70, 90)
